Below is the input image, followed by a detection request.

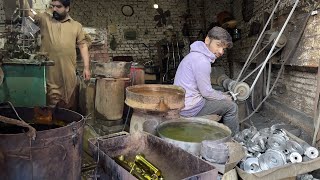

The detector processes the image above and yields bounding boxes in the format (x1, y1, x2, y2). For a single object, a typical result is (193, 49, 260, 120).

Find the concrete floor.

(240, 98, 312, 144)
(81, 97, 319, 179)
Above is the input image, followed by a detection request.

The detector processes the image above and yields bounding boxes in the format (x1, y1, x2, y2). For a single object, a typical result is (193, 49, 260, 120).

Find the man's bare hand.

(222, 92, 233, 101)
(224, 94, 233, 101)
(83, 68, 91, 80)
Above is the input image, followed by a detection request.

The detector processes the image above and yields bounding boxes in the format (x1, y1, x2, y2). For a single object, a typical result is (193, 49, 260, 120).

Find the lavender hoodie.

(174, 41, 226, 117)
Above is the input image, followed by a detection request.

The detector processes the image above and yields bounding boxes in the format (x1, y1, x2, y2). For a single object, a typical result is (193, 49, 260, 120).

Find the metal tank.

(0, 107, 84, 180)
(157, 117, 231, 156)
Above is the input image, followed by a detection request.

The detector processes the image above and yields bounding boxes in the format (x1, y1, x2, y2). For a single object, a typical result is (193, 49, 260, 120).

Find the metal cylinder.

(216, 74, 250, 101)
(0, 107, 84, 180)
(130, 64, 145, 85)
(95, 78, 128, 120)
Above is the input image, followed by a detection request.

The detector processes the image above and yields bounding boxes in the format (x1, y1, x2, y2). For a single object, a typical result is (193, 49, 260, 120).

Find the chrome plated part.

(243, 158, 261, 173)
(289, 152, 302, 163)
(304, 146, 319, 159)
(267, 134, 287, 151)
(286, 140, 304, 155)
(259, 149, 286, 170)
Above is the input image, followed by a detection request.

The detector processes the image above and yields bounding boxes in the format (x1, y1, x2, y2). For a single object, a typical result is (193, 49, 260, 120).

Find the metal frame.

(235, 0, 300, 96)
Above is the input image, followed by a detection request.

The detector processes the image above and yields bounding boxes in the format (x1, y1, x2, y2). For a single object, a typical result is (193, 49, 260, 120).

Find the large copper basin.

(125, 84, 185, 112)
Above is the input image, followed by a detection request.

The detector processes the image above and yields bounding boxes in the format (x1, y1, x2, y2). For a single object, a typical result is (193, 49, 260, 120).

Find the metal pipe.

(266, 61, 272, 95)
(162, 43, 170, 82)
(172, 42, 176, 68)
(249, 0, 299, 93)
(236, 0, 281, 82)
(176, 41, 181, 64)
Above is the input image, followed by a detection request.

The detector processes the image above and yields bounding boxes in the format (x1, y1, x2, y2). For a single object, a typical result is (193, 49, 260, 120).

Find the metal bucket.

(157, 117, 231, 156)
(0, 107, 84, 180)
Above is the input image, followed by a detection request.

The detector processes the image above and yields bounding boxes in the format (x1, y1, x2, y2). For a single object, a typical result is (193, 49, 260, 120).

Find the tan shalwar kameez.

(35, 12, 87, 107)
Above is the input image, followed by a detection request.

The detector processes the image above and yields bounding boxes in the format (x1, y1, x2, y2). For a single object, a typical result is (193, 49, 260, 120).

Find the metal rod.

(249, 0, 299, 93)
(266, 61, 272, 95)
(162, 43, 170, 82)
(172, 42, 176, 68)
(176, 41, 181, 64)
(236, 0, 281, 82)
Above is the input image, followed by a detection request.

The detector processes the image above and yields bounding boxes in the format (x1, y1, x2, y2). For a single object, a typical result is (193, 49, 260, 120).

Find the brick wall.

(229, 0, 320, 117)
(271, 67, 317, 116)
(204, 0, 232, 76)
(70, 0, 231, 71)
(71, 0, 188, 64)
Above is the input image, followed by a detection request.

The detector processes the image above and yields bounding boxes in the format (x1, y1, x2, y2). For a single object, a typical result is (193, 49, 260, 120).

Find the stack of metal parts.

(114, 154, 164, 180)
(234, 126, 319, 173)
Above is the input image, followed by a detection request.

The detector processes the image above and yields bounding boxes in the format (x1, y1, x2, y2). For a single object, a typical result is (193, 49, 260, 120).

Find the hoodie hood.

(190, 41, 216, 62)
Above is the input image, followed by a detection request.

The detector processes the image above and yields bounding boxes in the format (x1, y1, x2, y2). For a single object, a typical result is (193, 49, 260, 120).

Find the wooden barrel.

(95, 78, 128, 120)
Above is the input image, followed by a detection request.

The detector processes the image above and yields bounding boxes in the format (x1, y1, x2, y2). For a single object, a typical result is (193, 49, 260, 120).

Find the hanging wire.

(0, 101, 23, 121)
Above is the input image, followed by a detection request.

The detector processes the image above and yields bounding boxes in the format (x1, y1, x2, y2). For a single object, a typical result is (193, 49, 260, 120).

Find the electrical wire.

(0, 101, 23, 121)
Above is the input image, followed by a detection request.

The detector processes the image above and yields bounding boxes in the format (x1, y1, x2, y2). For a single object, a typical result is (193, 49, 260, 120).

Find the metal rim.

(157, 118, 231, 143)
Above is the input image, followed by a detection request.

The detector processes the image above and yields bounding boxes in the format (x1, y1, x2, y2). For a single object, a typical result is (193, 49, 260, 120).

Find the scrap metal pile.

(234, 126, 319, 173)
(0, 7, 49, 63)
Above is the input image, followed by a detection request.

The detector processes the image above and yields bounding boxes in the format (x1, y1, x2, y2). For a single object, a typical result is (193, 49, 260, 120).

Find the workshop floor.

(247, 107, 312, 143)
(81, 101, 318, 179)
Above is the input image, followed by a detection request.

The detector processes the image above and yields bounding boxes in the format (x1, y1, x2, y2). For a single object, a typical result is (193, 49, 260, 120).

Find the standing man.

(174, 26, 239, 135)
(23, 0, 91, 108)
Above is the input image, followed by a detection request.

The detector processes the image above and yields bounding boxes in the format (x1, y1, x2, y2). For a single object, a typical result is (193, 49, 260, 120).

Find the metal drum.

(95, 78, 129, 120)
(0, 107, 84, 180)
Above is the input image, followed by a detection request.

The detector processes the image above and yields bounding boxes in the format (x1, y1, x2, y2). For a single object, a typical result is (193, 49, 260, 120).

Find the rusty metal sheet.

(0, 107, 84, 180)
(125, 84, 185, 112)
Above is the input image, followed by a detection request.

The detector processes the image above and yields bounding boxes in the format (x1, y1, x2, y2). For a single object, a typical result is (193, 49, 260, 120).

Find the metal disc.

(289, 152, 302, 163)
(267, 134, 286, 151)
(286, 140, 304, 155)
(233, 82, 250, 101)
(242, 158, 261, 173)
(258, 149, 286, 170)
(305, 147, 319, 159)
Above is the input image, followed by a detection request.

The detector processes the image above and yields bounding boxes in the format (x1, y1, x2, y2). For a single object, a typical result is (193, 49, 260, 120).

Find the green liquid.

(158, 122, 230, 143)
